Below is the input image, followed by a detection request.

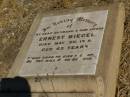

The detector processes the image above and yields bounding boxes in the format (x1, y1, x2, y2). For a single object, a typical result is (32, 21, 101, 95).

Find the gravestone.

(19, 10, 108, 76)
(8, 3, 125, 97)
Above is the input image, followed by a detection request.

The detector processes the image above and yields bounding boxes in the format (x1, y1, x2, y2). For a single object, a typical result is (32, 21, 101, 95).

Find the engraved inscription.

(19, 10, 108, 76)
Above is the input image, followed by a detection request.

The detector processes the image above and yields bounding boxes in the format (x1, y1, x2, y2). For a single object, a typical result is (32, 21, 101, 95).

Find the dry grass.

(0, 0, 129, 97)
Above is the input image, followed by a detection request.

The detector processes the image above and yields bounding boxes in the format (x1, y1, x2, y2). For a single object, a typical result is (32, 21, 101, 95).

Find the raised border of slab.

(8, 3, 125, 97)
(0, 92, 95, 97)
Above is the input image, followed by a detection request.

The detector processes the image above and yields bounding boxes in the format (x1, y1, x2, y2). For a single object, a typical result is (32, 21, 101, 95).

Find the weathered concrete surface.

(0, 93, 95, 97)
(8, 3, 125, 97)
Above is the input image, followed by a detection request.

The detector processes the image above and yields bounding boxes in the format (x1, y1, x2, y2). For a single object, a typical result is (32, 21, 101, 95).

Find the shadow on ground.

(0, 77, 31, 97)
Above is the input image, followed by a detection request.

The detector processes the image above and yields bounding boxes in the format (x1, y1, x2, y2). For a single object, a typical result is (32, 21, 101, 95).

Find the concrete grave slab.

(8, 3, 125, 97)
